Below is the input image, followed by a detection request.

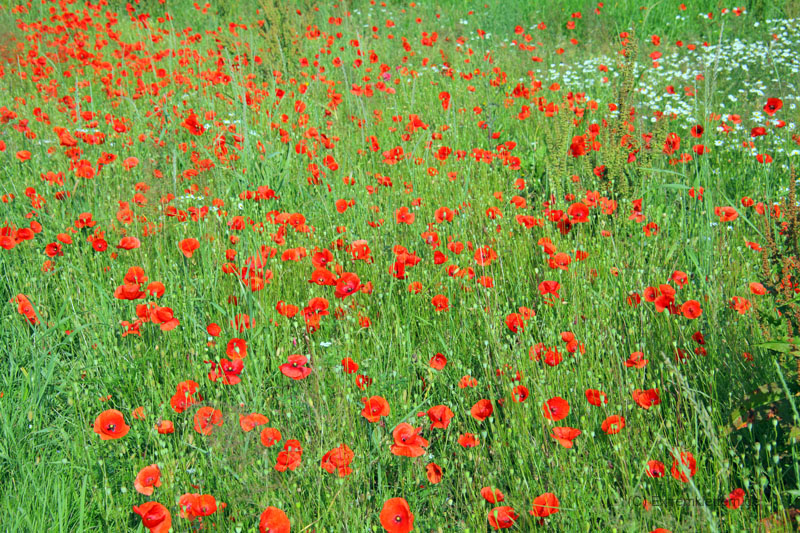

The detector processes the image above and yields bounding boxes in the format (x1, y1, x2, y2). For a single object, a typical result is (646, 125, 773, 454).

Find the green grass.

(1, 0, 800, 531)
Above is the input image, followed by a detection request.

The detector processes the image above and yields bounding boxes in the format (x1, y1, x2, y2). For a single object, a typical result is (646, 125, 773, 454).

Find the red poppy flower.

(481, 487, 505, 503)
(321, 443, 354, 477)
(361, 396, 391, 422)
(538, 280, 561, 299)
(426, 404, 454, 429)
(334, 272, 362, 299)
(181, 112, 206, 136)
(279, 354, 312, 380)
(178, 238, 200, 258)
(379, 497, 414, 533)
(504, 313, 525, 332)
(429, 353, 447, 369)
(763, 97, 783, 116)
(341, 357, 359, 373)
(133, 501, 172, 533)
(260, 427, 282, 447)
(474, 245, 498, 266)
(670, 450, 697, 482)
(155, 420, 174, 434)
(93, 409, 130, 440)
(632, 389, 661, 410)
(681, 300, 702, 319)
(426, 462, 443, 484)
(585, 389, 608, 406)
(512, 385, 529, 402)
(714, 206, 738, 222)
(431, 294, 449, 311)
(458, 433, 479, 447)
(193, 406, 223, 435)
(601, 415, 625, 434)
(488, 506, 519, 529)
(179, 493, 222, 520)
(226, 338, 247, 359)
(134, 464, 162, 495)
(470, 399, 493, 421)
(11, 294, 39, 325)
(170, 380, 201, 413)
(625, 351, 648, 368)
(259, 506, 291, 533)
(275, 439, 303, 471)
(239, 413, 269, 432)
(749, 282, 767, 295)
(549, 426, 582, 448)
(395, 207, 415, 225)
(530, 492, 560, 518)
(542, 397, 570, 421)
(645, 460, 666, 478)
(724, 488, 745, 510)
(390, 423, 428, 457)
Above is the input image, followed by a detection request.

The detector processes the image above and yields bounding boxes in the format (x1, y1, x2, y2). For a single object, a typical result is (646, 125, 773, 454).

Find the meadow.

(1, 0, 800, 531)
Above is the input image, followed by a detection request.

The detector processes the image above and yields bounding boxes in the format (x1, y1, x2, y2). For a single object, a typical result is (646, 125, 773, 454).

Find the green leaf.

(757, 341, 795, 354)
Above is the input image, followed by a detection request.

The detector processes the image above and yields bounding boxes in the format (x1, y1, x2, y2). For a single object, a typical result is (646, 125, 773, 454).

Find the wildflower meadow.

(2, 0, 800, 531)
